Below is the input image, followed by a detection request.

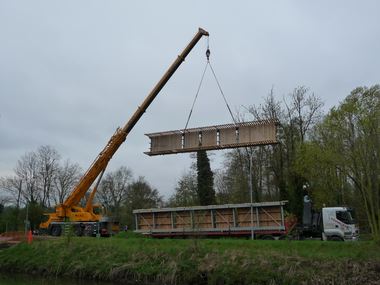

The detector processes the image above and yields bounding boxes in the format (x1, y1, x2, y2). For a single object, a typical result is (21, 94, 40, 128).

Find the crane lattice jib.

(62, 28, 209, 209)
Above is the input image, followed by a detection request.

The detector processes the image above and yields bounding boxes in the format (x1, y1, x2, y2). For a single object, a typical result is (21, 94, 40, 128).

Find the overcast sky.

(1, 1, 379, 199)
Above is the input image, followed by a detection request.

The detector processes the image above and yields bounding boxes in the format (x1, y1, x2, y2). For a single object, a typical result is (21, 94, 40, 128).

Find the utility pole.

(24, 202, 29, 235)
(249, 149, 254, 240)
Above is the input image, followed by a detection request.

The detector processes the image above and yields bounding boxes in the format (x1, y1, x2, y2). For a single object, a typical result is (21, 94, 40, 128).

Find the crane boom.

(59, 28, 209, 215)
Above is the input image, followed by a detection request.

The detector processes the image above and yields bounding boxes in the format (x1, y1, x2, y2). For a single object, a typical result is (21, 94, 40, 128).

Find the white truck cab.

(321, 207, 359, 241)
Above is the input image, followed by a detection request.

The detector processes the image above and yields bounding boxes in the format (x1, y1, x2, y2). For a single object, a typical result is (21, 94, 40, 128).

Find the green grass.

(0, 236, 379, 284)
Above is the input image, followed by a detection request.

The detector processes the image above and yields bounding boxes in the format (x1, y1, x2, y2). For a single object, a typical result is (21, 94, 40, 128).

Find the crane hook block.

(206, 48, 210, 61)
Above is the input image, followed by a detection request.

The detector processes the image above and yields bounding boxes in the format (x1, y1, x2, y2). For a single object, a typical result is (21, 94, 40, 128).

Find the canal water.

(0, 273, 119, 285)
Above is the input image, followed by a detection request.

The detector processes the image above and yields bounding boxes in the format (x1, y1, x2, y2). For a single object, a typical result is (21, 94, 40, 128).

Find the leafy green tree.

(196, 150, 215, 205)
(0, 177, 23, 230)
(306, 85, 380, 239)
(294, 142, 353, 208)
(168, 171, 198, 206)
(121, 176, 162, 228)
(27, 200, 44, 231)
(0, 206, 19, 233)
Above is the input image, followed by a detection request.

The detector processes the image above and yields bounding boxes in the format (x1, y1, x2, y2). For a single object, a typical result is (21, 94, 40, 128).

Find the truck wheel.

(51, 225, 62, 237)
(330, 236, 343, 241)
(260, 235, 275, 240)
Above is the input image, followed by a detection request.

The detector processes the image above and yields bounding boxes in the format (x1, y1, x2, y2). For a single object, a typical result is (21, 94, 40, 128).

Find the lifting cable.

(208, 60, 237, 125)
(183, 61, 209, 131)
(183, 38, 236, 132)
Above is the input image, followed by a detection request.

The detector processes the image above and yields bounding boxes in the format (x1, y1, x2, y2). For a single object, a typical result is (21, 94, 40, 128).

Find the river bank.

(0, 272, 115, 285)
(0, 235, 379, 284)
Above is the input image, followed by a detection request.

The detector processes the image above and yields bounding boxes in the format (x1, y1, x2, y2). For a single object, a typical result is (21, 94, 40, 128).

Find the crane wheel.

(51, 225, 62, 237)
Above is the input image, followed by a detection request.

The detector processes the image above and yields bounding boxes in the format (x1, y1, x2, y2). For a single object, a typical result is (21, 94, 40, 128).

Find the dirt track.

(0, 236, 21, 249)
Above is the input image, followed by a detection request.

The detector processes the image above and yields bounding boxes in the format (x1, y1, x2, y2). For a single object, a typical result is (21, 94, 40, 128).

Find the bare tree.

(214, 168, 233, 204)
(97, 166, 133, 219)
(216, 87, 324, 216)
(12, 146, 62, 207)
(0, 195, 12, 207)
(284, 86, 324, 142)
(37, 145, 60, 207)
(14, 151, 40, 204)
(53, 159, 82, 204)
(0, 176, 23, 208)
(249, 87, 284, 121)
(1, 145, 85, 229)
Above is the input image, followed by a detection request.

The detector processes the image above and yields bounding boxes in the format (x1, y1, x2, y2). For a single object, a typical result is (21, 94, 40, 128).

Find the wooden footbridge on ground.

(133, 201, 291, 238)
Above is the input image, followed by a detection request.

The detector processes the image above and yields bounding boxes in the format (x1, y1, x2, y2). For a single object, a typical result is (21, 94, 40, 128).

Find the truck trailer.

(133, 199, 359, 241)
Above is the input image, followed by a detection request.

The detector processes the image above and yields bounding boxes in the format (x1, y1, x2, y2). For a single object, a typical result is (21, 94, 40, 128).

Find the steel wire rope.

(208, 61, 237, 125)
(183, 61, 210, 131)
(183, 40, 237, 132)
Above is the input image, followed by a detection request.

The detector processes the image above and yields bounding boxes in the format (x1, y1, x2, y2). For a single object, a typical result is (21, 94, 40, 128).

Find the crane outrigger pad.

(145, 119, 279, 156)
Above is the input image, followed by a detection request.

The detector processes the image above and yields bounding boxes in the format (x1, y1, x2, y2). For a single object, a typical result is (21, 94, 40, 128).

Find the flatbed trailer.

(133, 201, 292, 239)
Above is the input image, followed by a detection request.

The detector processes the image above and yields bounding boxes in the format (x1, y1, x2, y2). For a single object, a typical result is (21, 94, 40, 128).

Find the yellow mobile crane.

(39, 28, 209, 236)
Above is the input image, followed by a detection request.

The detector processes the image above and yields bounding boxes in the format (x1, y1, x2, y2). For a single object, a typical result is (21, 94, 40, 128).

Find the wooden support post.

(256, 207, 260, 227)
(211, 210, 215, 228)
(171, 212, 175, 229)
(232, 208, 237, 227)
(280, 205, 285, 227)
(135, 214, 139, 230)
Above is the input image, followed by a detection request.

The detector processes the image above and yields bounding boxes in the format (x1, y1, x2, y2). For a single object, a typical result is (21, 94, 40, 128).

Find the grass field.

(0, 233, 379, 284)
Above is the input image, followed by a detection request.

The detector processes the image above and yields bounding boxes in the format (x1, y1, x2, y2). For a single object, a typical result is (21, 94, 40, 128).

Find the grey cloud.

(1, 0, 379, 197)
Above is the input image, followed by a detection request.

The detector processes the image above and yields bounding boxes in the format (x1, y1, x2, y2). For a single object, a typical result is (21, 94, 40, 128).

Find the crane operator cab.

(92, 204, 102, 215)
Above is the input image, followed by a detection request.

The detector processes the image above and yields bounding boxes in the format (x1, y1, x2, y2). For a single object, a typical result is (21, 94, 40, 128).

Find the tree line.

(0, 84, 378, 240)
(169, 85, 379, 240)
(0, 146, 162, 231)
